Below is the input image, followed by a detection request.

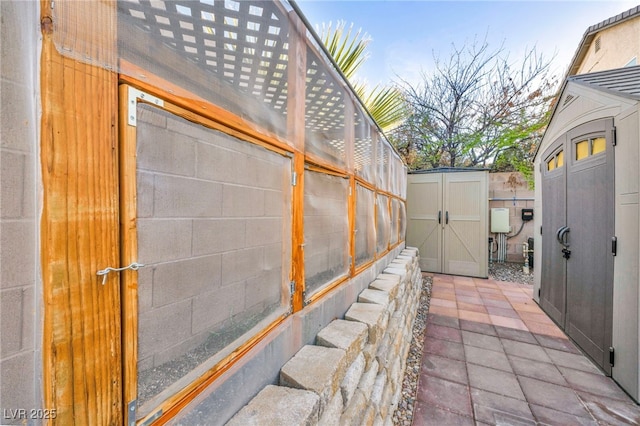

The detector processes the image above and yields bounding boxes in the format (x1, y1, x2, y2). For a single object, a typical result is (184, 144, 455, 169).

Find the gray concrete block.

(222, 184, 265, 217)
(151, 330, 210, 368)
(151, 255, 222, 307)
(341, 353, 365, 406)
(0, 287, 23, 356)
(244, 268, 282, 311)
(137, 218, 192, 264)
(0, 220, 35, 289)
(191, 283, 246, 334)
(280, 345, 347, 410)
(138, 299, 192, 360)
(137, 104, 168, 128)
(316, 319, 368, 366)
(136, 171, 155, 218)
(358, 289, 390, 307)
(154, 175, 223, 217)
(0, 351, 35, 416)
(196, 142, 244, 184)
(264, 189, 287, 217)
(226, 385, 320, 426)
(0, 80, 37, 153)
(137, 124, 196, 177)
(1, 150, 26, 218)
(221, 246, 265, 285)
(192, 218, 246, 255)
(245, 218, 283, 247)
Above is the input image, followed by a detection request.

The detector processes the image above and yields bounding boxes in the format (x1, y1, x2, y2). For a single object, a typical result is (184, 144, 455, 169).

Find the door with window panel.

(540, 118, 614, 374)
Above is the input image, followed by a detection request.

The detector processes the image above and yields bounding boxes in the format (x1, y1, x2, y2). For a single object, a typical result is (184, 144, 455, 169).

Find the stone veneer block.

(382, 267, 407, 281)
(345, 303, 386, 345)
(358, 288, 391, 307)
(369, 279, 399, 300)
(316, 320, 368, 366)
(358, 359, 379, 400)
(280, 345, 347, 408)
(226, 385, 319, 426)
(339, 390, 366, 426)
(319, 391, 343, 426)
(376, 273, 401, 284)
(341, 353, 366, 405)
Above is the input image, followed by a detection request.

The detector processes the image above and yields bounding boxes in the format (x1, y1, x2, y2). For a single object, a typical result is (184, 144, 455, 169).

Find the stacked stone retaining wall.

(226, 248, 422, 425)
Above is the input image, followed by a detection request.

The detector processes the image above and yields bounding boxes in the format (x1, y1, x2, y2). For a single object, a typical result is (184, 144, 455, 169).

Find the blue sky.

(295, 1, 638, 87)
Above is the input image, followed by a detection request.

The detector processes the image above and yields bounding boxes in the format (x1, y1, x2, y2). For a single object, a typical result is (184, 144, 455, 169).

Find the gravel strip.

(488, 261, 533, 285)
(392, 274, 432, 426)
(392, 263, 532, 425)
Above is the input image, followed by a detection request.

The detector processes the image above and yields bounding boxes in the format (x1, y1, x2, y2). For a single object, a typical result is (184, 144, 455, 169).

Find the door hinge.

(540, 226, 543, 235)
(612, 126, 617, 146)
(612, 236, 617, 256)
(538, 288, 541, 298)
(291, 171, 297, 186)
(609, 347, 615, 367)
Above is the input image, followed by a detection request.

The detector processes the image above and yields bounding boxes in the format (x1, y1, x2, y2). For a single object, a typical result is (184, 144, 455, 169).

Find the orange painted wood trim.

(349, 177, 357, 276)
(119, 65, 294, 156)
(40, 1, 121, 423)
(287, 11, 307, 313)
(118, 84, 139, 422)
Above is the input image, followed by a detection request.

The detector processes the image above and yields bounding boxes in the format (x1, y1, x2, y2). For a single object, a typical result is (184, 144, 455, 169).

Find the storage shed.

(407, 169, 489, 278)
(533, 65, 640, 402)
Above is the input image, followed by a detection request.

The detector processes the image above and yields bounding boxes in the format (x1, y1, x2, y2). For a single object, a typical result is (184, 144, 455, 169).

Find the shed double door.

(407, 171, 488, 278)
(540, 119, 614, 374)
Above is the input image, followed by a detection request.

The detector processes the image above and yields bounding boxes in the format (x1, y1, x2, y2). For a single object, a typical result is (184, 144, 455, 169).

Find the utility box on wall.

(490, 208, 510, 233)
(406, 168, 489, 278)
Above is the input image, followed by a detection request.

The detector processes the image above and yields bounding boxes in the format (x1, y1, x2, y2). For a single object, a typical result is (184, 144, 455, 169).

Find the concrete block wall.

(355, 185, 376, 264)
(226, 248, 422, 426)
(0, 1, 41, 417)
(489, 172, 535, 263)
(304, 170, 349, 294)
(135, 104, 292, 372)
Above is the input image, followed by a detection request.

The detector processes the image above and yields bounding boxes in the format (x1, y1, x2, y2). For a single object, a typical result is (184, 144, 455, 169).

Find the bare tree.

(390, 38, 556, 170)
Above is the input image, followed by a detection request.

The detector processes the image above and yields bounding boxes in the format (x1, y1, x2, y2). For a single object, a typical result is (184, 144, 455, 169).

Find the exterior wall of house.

(489, 172, 535, 264)
(0, 0, 42, 419)
(576, 17, 640, 74)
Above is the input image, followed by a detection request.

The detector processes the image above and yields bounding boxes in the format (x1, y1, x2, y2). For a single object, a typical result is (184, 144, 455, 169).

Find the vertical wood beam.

(40, 1, 121, 423)
(287, 11, 307, 312)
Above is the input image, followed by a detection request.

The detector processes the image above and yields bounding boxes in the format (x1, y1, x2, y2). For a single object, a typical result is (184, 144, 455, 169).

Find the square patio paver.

(467, 364, 525, 400)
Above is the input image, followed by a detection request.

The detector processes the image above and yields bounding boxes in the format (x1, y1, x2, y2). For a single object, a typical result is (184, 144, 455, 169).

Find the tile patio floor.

(413, 273, 640, 425)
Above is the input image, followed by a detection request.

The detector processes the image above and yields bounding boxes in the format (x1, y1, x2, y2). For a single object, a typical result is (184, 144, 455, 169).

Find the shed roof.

(568, 65, 640, 100)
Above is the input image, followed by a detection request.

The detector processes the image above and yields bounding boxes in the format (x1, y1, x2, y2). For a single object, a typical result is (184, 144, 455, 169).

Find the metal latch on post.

(97, 262, 145, 285)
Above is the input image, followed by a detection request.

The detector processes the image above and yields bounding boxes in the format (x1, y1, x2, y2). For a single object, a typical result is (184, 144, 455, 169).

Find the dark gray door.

(540, 138, 567, 327)
(565, 119, 615, 375)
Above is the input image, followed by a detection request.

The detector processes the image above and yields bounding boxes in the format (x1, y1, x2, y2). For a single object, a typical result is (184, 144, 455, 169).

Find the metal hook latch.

(97, 262, 145, 285)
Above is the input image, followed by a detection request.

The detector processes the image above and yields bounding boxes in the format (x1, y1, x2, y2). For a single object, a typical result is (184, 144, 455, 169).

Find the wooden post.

(40, 1, 121, 423)
(287, 11, 307, 312)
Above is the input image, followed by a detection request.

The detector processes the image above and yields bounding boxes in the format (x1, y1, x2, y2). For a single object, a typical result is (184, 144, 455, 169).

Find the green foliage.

(390, 39, 557, 172)
(318, 21, 407, 131)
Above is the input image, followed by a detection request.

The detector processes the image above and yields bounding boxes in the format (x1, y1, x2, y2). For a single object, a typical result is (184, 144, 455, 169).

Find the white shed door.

(407, 171, 488, 278)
